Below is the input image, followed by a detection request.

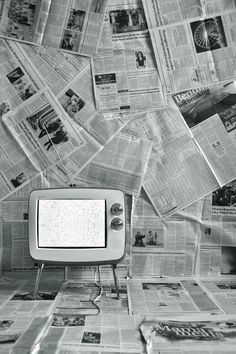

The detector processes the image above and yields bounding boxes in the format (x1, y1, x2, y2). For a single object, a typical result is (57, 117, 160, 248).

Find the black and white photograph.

(81, 331, 101, 344)
(190, 17, 227, 53)
(221, 246, 236, 274)
(10, 172, 27, 188)
(142, 282, 183, 292)
(26, 105, 69, 152)
(5, 0, 37, 40)
(109, 8, 147, 34)
(135, 51, 146, 68)
(12, 77, 37, 101)
(52, 315, 85, 327)
(0, 102, 10, 118)
(11, 291, 58, 300)
(133, 229, 164, 247)
(0, 320, 14, 330)
(7, 67, 24, 84)
(66, 9, 86, 31)
(60, 89, 85, 119)
(60, 30, 81, 51)
(212, 183, 236, 206)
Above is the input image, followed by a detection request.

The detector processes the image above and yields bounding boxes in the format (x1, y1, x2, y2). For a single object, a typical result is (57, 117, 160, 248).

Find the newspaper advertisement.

(140, 315, 236, 354)
(92, 48, 164, 113)
(121, 101, 219, 217)
(128, 277, 222, 316)
(98, 0, 151, 52)
(143, 0, 236, 28)
(42, 0, 107, 56)
(0, 0, 51, 44)
(75, 131, 152, 196)
(149, 11, 236, 93)
(131, 190, 200, 277)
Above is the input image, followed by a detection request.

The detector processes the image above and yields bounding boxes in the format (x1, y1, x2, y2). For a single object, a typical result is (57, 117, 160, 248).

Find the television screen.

(38, 199, 106, 248)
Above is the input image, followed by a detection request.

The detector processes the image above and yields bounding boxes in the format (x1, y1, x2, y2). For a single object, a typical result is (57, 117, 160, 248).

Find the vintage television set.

(29, 188, 126, 297)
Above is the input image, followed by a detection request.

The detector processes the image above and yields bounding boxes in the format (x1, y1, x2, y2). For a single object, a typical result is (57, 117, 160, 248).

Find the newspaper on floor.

(142, 0, 236, 28)
(128, 277, 222, 316)
(140, 315, 236, 354)
(75, 130, 152, 196)
(0, 0, 51, 44)
(145, 8, 236, 93)
(0, 316, 49, 353)
(200, 277, 236, 315)
(33, 313, 144, 353)
(98, 0, 151, 52)
(42, 0, 107, 56)
(92, 48, 164, 113)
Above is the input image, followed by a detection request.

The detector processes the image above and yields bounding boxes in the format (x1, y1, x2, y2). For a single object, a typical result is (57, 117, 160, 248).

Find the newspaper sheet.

(92, 48, 164, 113)
(143, 0, 236, 28)
(173, 81, 236, 184)
(2, 90, 104, 195)
(75, 131, 152, 196)
(98, 0, 151, 52)
(0, 316, 49, 353)
(122, 101, 220, 217)
(42, 0, 107, 56)
(140, 315, 236, 354)
(148, 11, 236, 93)
(128, 277, 222, 316)
(36, 313, 144, 353)
(131, 190, 199, 277)
(0, 0, 51, 44)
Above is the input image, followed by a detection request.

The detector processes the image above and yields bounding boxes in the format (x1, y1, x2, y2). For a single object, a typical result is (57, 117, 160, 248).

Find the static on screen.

(38, 199, 105, 248)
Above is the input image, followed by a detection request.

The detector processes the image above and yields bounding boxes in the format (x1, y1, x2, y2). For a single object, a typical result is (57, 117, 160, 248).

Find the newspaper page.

(35, 313, 144, 353)
(98, 0, 151, 52)
(0, 316, 49, 353)
(143, 0, 236, 28)
(0, 0, 51, 44)
(121, 101, 220, 217)
(75, 131, 152, 196)
(195, 179, 236, 277)
(131, 190, 199, 277)
(200, 277, 236, 315)
(149, 11, 236, 93)
(140, 315, 236, 354)
(42, 0, 107, 56)
(92, 48, 164, 113)
(128, 277, 222, 316)
(2, 90, 103, 189)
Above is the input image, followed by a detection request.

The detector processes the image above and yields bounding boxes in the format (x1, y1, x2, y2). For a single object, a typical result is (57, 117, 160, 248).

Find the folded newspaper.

(140, 316, 236, 353)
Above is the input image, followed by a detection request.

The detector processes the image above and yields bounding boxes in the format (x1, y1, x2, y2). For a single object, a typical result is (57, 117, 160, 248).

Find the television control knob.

(111, 218, 123, 230)
(110, 203, 123, 215)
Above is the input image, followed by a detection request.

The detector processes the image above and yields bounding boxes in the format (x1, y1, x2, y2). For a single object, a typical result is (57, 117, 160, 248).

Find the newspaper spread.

(0, 0, 51, 44)
(0, 0, 107, 56)
(143, 4, 236, 93)
(140, 315, 236, 354)
(42, 0, 107, 56)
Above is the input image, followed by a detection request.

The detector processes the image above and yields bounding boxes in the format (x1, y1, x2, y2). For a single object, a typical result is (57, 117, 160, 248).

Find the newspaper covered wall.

(146, 9, 236, 93)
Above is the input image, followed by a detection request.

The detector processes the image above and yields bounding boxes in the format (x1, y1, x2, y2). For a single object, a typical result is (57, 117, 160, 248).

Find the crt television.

(29, 188, 126, 265)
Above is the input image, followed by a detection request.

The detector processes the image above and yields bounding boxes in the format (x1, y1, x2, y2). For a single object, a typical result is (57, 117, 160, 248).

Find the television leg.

(64, 266, 68, 282)
(33, 263, 44, 299)
(111, 264, 120, 299)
